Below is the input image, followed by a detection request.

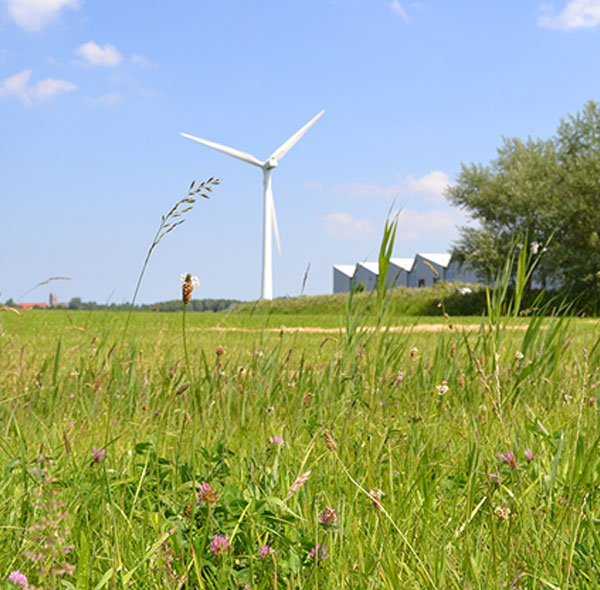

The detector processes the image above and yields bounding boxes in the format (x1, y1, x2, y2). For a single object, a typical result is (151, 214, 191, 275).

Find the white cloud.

(328, 170, 452, 202)
(0, 69, 30, 102)
(1, 0, 78, 31)
(130, 54, 153, 68)
(539, 0, 600, 29)
(393, 207, 468, 244)
(86, 92, 121, 106)
(321, 212, 373, 239)
(29, 76, 76, 100)
(403, 170, 452, 200)
(389, 0, 408, 20)
(0, 68, 76, 104)
(75, 42, 123, 67)
(303, 180, 325, 192)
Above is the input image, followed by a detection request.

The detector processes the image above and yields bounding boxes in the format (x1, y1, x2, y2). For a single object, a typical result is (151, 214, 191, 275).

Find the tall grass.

(0, 240, 599, 588)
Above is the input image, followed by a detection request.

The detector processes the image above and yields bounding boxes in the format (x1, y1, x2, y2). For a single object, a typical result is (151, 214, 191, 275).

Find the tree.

(446, 100, 600, 293)
(68, 297, 83, 310)
(550, 102, 600, 290)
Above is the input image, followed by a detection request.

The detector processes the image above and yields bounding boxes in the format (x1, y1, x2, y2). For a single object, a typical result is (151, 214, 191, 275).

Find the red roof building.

(18, 302, 49, 310)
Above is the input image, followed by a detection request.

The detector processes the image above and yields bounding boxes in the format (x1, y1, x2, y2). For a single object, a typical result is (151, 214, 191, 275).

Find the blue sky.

(2, 0, 600, 303)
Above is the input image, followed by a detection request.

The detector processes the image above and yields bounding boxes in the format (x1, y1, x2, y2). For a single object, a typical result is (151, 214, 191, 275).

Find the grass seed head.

(284, 470, 311, 503)
(180, 273, 200, 304)
(324, 429, 338, 452)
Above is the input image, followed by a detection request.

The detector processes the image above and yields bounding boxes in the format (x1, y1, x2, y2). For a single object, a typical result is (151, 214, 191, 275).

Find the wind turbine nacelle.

(264, 157, 279, 169)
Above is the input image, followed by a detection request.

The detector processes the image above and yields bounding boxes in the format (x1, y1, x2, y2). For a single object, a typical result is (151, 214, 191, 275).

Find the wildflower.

(318, 506, 339, 526)
(302, 392, 313, 405)
(323, 429, 338, 452)
(436, 383, 449, 396)
(368, 488, 384, 509)
(460, 375, 466, 387)
(497, 450, 518, 470)
(210, 534, 231, 556)
(524, 449, 534, 462)
(491, 471, 501, 485)
(269, 435, 285, 447)
(92, 447, 105, 463)
(450, 344, 456, 357)
(391, 373, 403, 385)
(197, 481, 217, 504)
(410, 346, 418, 357)
(589, 396, 597, 406)
(258, 545, 275, 559)
(180, 273, 200, 304)
(495, 504, 511, 520)
(216, 345, 225, 356)
(8, 570, 28, 588)
(514, 351, 524, 361)
(283, 470, 311, 503)
(308, 544, 329, 564)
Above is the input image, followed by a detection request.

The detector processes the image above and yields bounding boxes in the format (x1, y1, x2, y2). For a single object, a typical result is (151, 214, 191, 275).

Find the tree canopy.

(446, 100, 600, 294)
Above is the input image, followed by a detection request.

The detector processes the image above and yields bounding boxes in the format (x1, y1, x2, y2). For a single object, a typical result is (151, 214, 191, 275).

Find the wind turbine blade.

(269, 110, 325, 161)
(180, 132, 264, 167)
(271, 195, 282, 254)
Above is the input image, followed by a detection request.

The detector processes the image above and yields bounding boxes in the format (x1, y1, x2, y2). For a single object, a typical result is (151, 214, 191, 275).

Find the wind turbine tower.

(181, 110, 324, 300)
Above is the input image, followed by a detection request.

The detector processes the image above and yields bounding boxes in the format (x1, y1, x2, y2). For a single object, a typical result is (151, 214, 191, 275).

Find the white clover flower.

(436, 383, 449, 396)
(495, 504, 511, 520)
(514, 350, 524, 361)
(368, 488, 385, 509)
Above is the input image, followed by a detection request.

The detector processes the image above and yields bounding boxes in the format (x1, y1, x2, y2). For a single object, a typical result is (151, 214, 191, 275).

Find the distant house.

(354, 262, 379, 291)
(333, 264, 356, 293)
(386, 257, 414, 288)
(18, 302, 48, 310)
(411, 253, 479, 287)
(410, 253, 452, 287)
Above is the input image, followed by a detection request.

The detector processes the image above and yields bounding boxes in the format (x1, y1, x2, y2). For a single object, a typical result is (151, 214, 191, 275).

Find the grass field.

(1, 293, 600, 589)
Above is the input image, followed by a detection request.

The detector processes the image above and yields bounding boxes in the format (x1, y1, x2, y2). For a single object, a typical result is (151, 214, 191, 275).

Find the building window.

(418, 279, 425, 288)
(433, 277, 439, 284)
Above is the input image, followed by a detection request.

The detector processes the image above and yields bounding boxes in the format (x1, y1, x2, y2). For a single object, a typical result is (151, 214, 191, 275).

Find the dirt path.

(196, 319, 597, 335)
(202, 323, 483, 334)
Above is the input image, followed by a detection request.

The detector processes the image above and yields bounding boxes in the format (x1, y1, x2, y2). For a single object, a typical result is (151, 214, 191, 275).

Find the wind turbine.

(181, 110, 325, 300)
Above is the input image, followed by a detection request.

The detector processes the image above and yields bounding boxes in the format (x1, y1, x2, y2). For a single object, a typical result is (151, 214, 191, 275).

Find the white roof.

(333, 264, 356, 277)
(357, 261, 379, 274)
(417, 253, 452, 268)
(390, 257, 414, 272)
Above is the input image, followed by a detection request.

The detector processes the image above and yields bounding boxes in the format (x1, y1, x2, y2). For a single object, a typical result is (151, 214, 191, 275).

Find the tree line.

(3, 298, 241, 312)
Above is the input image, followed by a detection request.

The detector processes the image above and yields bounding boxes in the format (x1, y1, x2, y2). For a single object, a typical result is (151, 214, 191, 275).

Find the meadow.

(1, 284, 600, 589)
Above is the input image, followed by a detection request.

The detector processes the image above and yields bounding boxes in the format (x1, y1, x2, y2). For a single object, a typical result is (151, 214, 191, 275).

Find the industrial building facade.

(333, 253, 479, 293)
